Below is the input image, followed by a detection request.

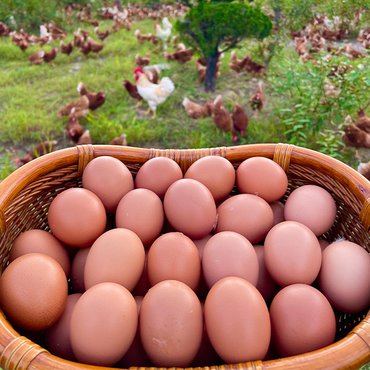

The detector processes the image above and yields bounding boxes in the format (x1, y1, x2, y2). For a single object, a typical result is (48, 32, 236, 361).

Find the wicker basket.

(0, 143, 369, 370)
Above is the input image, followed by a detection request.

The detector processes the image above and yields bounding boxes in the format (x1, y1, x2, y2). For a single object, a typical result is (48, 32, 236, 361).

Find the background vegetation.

(0, 0, 369, 179)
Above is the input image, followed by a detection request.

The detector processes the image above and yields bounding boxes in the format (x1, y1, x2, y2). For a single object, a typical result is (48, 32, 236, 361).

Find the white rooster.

(155, 17, 172, 50)
(134, 68, 175, 118)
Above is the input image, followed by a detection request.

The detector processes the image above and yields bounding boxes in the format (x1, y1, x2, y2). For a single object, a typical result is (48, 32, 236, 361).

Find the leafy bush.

(268, 52, 369, 162)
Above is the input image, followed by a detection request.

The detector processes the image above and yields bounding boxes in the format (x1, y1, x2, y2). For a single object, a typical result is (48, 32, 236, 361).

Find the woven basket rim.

(0, 143, 369, 370)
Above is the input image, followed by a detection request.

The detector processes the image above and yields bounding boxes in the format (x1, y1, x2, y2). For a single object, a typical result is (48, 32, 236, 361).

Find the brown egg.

(118, 296, 151, 367)
(10, 229, 70, 276)
(254, 245, 278, 303)
(184, 156, 235, 203)
(70, 282, 137, 366)
(284, 184, 337, 236)
(192, 302, 221, 366)
(270, 284, 336, 357)
(164, 179, 217, 239)
(319, 240, 370, 313)
(264, 221, 322, 287)
(84, 228, 145, 291)
(202, 231, 259, 288)
(132, 253, 150, 296)
(0, 253, 68, 331)
(82, 156, 134, 213)
(135, 157, 183, 199)
(48, 188, 107, 248)
(140, 280, 203, 367)
(147, 232, 201, 291)
(193, 234, 212, 259)
(116, 189, 164, 246)
(236, 157, 288, 203)
(204, 276, 271, 363)
(70, 247, 90, 293)
(45, 293, 81, 361)
(215, 194, 274, 244)
(270, 201, 285, 227)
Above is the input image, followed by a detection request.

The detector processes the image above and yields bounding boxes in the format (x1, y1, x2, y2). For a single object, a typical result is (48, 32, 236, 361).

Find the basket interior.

(0, 149, 369, 367)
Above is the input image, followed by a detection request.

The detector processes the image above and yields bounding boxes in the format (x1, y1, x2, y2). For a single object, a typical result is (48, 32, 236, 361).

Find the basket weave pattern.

(0, 143, 369, 370)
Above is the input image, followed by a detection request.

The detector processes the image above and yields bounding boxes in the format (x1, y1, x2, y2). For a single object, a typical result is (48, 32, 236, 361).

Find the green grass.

(0, 3, 368, 179)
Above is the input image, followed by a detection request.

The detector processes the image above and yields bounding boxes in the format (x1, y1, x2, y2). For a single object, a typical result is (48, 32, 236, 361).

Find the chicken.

(182, 97, 213, 119)
(229, 50, 247, 73)
(231, 104, 248, 142)
(155, 17, 172, 50)
(341, 43, 366, 58)
(110, 133, 127, 146)
(343, 124, 370, 148)
(123, 79, 143, 105)
(77, 82, 106, 111)
(65, 115, 84, 143)
(133, 67, 175, 118)
(60, 40, 73, 55)
(356, 109, 370, 133)
(134, 29, 154, 43)
(58, 95, 90, 118)
(87, 37, 104, 53)
(43, 48, 58, 63)
(77, 130, 92, 145)
(250, 81, 265, 111)
(94, 27, 110, 40)
(15, 140, 58, 166)
(212, 95, 232, 133)
(28, 50, 45, 65)
(164, 48, 193, 63)
(79, 41, 92, 56)
(135, 54, 150, 68)
(196, 59, 207, 83)
(357, 161, 370, 180)
(0, 22, 10, 37)
(143, 63, 171, 84)
(243, 56, 266, 76)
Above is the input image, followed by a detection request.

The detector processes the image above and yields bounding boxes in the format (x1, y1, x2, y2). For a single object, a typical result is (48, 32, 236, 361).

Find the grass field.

(0, 2, 368, 179)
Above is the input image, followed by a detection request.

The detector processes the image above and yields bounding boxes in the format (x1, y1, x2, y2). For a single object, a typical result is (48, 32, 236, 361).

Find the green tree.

(176, 1, 272, 91)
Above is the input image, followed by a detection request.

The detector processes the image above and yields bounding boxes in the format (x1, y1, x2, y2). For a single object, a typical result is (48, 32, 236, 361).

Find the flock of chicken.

(292, 14, 369, 62)
(1, 3, 369, 172)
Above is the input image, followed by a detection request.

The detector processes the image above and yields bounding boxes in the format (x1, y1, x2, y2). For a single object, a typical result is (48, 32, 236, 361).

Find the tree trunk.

(204, 53, 219, 92)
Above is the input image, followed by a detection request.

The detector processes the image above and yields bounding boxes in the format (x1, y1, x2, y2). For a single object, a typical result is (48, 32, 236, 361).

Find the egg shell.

(236, 157, 288, 203)
(84, 228, 145, 291)
(164, 179, 217, 239)
(116, 188, 164, 246)
(184, 156, 235, 203)
(270, 284, 336, 357)
(118, 296, 152, 367)
(264, 221, 322, 287)
(202, 231, 259, 288)
(269, 201, 285, 227)
(191, 302, 221, 366)
(284, 184, 337, 236)
(0, 253, 68, 331)
(147, 232, 201, 291)
(70, 282, 138, 366)
(132, 253, 150, 296)
(140, 280, 203, 367)
(10, 229, 70, 276)
(215, 194, 274, 244)
(135, 157, 183, 199)
(45, 293, 81, 361)
(254, 245, 279, 303)
(204, 276, 271, 363)
(48, 188, 107, 247)
(319, 240, 370, 313)
(82, 156, 134, 213)
(70, 247, 90, 293)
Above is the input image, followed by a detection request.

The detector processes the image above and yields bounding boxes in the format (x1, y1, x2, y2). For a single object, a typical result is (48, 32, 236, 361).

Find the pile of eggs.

(0, 155, 369, 368)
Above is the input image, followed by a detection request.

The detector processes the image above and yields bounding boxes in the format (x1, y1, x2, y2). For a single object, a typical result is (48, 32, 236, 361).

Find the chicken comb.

(133, 68, 144, 75)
